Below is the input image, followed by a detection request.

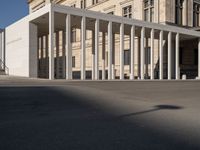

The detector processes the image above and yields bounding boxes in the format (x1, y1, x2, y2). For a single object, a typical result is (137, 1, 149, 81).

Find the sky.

(0, 0, 28, 29)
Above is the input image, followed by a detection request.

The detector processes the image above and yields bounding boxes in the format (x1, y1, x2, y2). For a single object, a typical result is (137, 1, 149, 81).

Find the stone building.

(1, 0, 200, 80)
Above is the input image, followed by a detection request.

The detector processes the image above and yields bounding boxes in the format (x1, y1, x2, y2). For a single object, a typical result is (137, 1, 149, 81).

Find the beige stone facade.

(27, 0, 200, 79)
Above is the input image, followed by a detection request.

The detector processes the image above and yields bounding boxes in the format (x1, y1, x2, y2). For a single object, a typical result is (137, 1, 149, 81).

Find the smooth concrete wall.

(5, 16, 38, 77)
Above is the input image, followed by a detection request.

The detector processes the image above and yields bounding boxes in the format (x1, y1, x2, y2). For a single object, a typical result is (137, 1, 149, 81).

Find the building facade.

(2, 0, 200, 80)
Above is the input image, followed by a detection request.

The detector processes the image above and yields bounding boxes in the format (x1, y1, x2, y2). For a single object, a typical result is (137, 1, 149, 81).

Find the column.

(92, 31, 95, 80)
(130, 25, 135, 80)
(112, 34, 115, 80)
(175, 33, 180, 80)
(159, 30, 163, 80)
(140, 27, 145, 80)
(150, 29, 154, 80)
(56, 32, 59, 79)
(120, 23, 124, 80)
(168, 32, 172, 80)
(198, 38, 200, 78)
(95, 19, 99, 80)
(49, 10, 54, 80)
(66, 14, 72, 80)
(102, 32, 106, 80)
(108, 21, 113, 80)
(81, 16, 86, 80)
(1, 31, 5, 70)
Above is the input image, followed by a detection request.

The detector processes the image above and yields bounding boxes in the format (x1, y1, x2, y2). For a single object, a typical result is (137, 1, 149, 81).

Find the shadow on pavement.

(0, 87, 197, 150)
(118, 105, 183, 118)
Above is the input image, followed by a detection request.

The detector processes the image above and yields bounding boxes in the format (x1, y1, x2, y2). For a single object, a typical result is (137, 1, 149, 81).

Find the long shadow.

(0, 87, 198, 150)
(118, 105, 183, 119)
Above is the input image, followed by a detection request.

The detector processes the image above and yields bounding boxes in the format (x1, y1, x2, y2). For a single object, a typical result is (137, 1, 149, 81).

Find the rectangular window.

(81, 0, 86, 9)
(123, 5, 132, 18)
(193, 3, 200, 27)
(144, 0, 154, 22)
(175, 0, 183, 25)
(92, 0, 99, 5)
(124, 49, 130, 65)
(108, 11, 114, 15)
(72, 56, 75, 68)
(145, 47, 151, 65)
(71, 28, 76, 42)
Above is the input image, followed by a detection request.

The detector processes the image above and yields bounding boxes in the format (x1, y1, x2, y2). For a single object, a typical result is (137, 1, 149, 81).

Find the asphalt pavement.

(0, 76, 200, 150)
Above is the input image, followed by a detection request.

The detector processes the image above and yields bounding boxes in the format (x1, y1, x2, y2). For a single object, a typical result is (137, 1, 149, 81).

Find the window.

(71, 4, 76, 7)
(108, 11, 114, 15)
(124, 49, 130, 65)
(179, 48, 183, 65)
(71, 28, 76, 42)
(122, 5, 132, 18)
(81, 0, 86, 9)
(193, 3, 200, 27)
(92, 0, 99, 5)
(144, 0, 154, 22)
(145, 47, 151, 65)
(72, 56, 76, 68)
(175, 0, 184, 25)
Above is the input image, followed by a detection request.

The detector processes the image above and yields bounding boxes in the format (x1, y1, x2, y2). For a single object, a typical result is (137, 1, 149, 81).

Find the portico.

(26, 4, 200, 80)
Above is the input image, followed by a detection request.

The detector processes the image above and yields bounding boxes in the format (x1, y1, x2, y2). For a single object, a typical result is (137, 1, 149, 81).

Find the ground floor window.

(194, 49, 198, 65)
(124, 49, 130, 65)
(72, 56, 75, 68)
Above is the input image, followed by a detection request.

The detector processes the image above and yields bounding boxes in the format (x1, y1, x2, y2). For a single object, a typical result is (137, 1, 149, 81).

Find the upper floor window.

(108, 11, 114, 15)
(193, 3, 200, 27)
(71, 4, 76, 7)
(81, 0, 86, 9)
(123, 5, 132, 18)
(144, 0, 154, 22)
(175, 0, 184, 25)
(92, 0, 99, 5)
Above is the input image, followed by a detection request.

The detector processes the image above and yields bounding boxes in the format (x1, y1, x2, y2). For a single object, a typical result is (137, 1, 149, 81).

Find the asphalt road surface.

(1, 76, 200, 150)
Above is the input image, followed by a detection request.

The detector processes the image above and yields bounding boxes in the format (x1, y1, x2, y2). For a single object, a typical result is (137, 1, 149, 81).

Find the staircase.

(0, 59, 9, 75)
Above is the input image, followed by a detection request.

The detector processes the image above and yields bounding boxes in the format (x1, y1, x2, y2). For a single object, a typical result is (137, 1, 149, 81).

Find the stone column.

(198, 38, 200, 78)
(168, 32, 172, 80)
(150, 29, 154, 80)
(183, 0, 188, 26)
(102, 32, 106, 80)
(175, 33, 180, 80)
(120, 23, 124, 80)
(159, 30, 163, 80)
(49, 10, 54, 80)
(130, 25, 135, 80)
(81, 16, 86, 80)
(92, 31, 95, 80)
(140, 27, 145, 80)
(95, 19, 99, 80)
(112, 33, 115, 80)
(108, 21, 113, 80)
(66, 14, 72, 80)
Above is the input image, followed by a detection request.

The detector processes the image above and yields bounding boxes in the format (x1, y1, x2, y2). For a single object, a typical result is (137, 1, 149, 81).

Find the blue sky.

(0, 0, 28, 28)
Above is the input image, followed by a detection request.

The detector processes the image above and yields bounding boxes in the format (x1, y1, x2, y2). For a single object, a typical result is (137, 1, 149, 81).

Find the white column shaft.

(81, 16, 86, 80)
(150, 29, 154, 80)
(159, 30, 163, 80)
(66, 14, 72, 80)
(95, 19, 99, 80)
(168, 32, 172, 80)
(108, 21, 113, 80)
(92, 31, 95, 80)
(140, 27, 145, 80)
(175, 33, 180, 80)
(198, 38, 200, 78)
(49, 10, 54, 80)
(102, 32, 106, 80)
(130, 25, 135, 80)
(120, 23, 124, 80)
